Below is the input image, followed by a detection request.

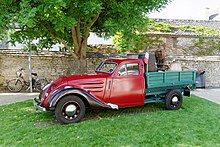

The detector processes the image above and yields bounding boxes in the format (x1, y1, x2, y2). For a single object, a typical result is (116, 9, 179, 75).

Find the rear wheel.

(55, 95, 85, 124)
(7, 79, 23, 92)
(165, 90, 183, 110)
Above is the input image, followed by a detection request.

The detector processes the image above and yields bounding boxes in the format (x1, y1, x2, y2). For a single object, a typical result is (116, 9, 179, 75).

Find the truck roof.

(105, 58, 143, 64)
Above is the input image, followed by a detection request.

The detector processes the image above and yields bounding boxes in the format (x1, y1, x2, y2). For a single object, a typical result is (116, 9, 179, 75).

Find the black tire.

(35, 79, 48, 91)
(165, 90, 183, 110)
(7, 79, 23, 92)
(55, 95, 85, 124)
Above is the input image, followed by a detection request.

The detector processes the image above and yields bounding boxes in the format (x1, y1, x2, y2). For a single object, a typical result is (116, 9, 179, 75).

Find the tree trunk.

(67, 52, 87, 75)
(77, 59, 87, 74)
(75, 40, 87, 74)
(70, 13, 100, 74)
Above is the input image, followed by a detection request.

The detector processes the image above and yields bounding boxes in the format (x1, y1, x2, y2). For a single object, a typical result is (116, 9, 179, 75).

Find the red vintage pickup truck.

(34, 58, 195, 124)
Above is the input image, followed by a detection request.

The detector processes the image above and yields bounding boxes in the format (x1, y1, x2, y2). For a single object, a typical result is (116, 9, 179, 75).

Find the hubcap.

(65, 104, 77, 116)
(62, 101, 81, 120)
(171, 96, 179, 103)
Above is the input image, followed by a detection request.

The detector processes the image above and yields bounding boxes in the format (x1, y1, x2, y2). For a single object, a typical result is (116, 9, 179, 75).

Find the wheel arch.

(49, 88, 111, 109)
(55, 93, 90, 108)
(183, 86, 191, 97)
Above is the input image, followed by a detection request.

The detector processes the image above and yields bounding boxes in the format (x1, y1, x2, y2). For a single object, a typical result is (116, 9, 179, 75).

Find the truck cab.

(96, 59, 145, 108)
(34, 58, 195, 124)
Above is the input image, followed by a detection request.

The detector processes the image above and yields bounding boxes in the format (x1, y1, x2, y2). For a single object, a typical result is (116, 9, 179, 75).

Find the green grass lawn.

(0, 95, 220, 147)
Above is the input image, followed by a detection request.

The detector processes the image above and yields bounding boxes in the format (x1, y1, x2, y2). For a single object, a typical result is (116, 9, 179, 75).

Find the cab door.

(109, 63, 145, 107)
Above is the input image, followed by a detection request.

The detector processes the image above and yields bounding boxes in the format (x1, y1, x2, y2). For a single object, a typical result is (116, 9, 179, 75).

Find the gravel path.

(192, 88, 220, 104)
(0, 93, 39, 106)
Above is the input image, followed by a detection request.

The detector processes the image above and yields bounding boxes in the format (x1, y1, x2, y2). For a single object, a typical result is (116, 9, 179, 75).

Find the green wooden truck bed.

(145, 71, 196, 96)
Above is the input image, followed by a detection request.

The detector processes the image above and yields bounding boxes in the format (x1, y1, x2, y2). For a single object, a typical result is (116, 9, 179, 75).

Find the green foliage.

(147, 19, 172, 33)
(0, 0, 171, 57)
(113, 34, 165, 53)
(0, 96, 220, 146)
(179, 25, 219, 37)
(112, 33, 145, 53)
(188, 38, 220, 56)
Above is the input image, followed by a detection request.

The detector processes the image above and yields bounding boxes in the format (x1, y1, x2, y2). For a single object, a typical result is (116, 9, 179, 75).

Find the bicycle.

(7, 68, 48, 92)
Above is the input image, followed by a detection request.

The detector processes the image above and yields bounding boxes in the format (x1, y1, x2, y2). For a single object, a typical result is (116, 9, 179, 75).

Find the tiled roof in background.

(153, 19, 220, 30)
(148, 19, 220, 38)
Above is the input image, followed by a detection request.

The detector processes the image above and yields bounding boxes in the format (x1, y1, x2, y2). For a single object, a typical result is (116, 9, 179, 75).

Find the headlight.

(43, 82, 52, 91)
(40, 97, 45, 103)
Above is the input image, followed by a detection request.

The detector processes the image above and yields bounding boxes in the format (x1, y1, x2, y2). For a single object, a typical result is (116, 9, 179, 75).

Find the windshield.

(95, 61, 118, 73)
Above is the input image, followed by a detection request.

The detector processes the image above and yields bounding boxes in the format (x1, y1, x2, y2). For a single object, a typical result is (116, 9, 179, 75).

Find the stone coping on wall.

(0, 49, 71, 57)
(2, 50, 220, 61)
(0, 49, 128, 59)
(174, 56, 220, 62)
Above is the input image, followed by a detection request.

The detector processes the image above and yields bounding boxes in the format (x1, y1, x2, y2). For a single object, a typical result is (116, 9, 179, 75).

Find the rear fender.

(49, 88, 112, 109)
(183, 86, 191, 97)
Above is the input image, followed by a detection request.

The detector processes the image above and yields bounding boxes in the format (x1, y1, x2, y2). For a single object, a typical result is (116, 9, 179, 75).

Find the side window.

(127, 63, 140, 75)
(118, 63, 139, 76)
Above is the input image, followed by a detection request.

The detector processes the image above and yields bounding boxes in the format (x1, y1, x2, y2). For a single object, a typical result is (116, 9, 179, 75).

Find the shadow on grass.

(83, 103, 165, 120)
(35, 103, 165, 127)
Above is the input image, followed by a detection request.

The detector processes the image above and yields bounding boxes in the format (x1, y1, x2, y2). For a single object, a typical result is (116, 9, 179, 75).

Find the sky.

(148, 0, 220, 20)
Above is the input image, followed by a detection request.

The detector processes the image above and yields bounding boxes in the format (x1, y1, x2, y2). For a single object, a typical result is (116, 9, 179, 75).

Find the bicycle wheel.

(7, 79, 23, 92)
(35, 78, 48, 91)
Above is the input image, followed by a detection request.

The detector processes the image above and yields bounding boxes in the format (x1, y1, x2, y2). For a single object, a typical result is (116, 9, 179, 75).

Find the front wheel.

(55, 95, 85, 124)
(165, 90, 183, 110)
(7, 79, 23, 92)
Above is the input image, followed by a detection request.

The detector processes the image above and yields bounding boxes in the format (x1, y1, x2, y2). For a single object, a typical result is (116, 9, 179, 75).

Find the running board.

(144, 98, 165, 104)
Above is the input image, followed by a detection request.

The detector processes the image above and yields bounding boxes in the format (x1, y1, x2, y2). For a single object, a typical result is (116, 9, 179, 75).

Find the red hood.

(66, 73, 109, 81)
(66, 73, 109, 92)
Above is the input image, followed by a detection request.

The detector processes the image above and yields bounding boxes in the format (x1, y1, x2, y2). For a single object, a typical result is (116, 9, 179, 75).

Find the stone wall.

(0, 50, 220, 90)
(176, 56, 220, 87)
(146, 36, 220, 56)
(0, 51, 78, 84)
(0, 50, 126, 89)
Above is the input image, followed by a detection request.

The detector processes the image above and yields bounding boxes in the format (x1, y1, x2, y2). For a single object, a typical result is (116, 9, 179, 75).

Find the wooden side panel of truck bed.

(145, 71, 196, 96)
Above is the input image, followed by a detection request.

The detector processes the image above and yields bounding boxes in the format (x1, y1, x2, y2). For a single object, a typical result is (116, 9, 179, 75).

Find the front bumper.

(33, 97, 46, 112)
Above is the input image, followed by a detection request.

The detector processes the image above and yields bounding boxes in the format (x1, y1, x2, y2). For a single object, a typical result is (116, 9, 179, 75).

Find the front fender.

(48, 88, 114, 109)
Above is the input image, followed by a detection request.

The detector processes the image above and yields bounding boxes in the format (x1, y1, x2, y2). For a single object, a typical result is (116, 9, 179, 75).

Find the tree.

(0, 0, 170, 73)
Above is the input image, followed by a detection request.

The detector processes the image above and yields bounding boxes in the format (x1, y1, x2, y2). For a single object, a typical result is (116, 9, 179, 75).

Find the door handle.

(108, 81, 111, 89)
